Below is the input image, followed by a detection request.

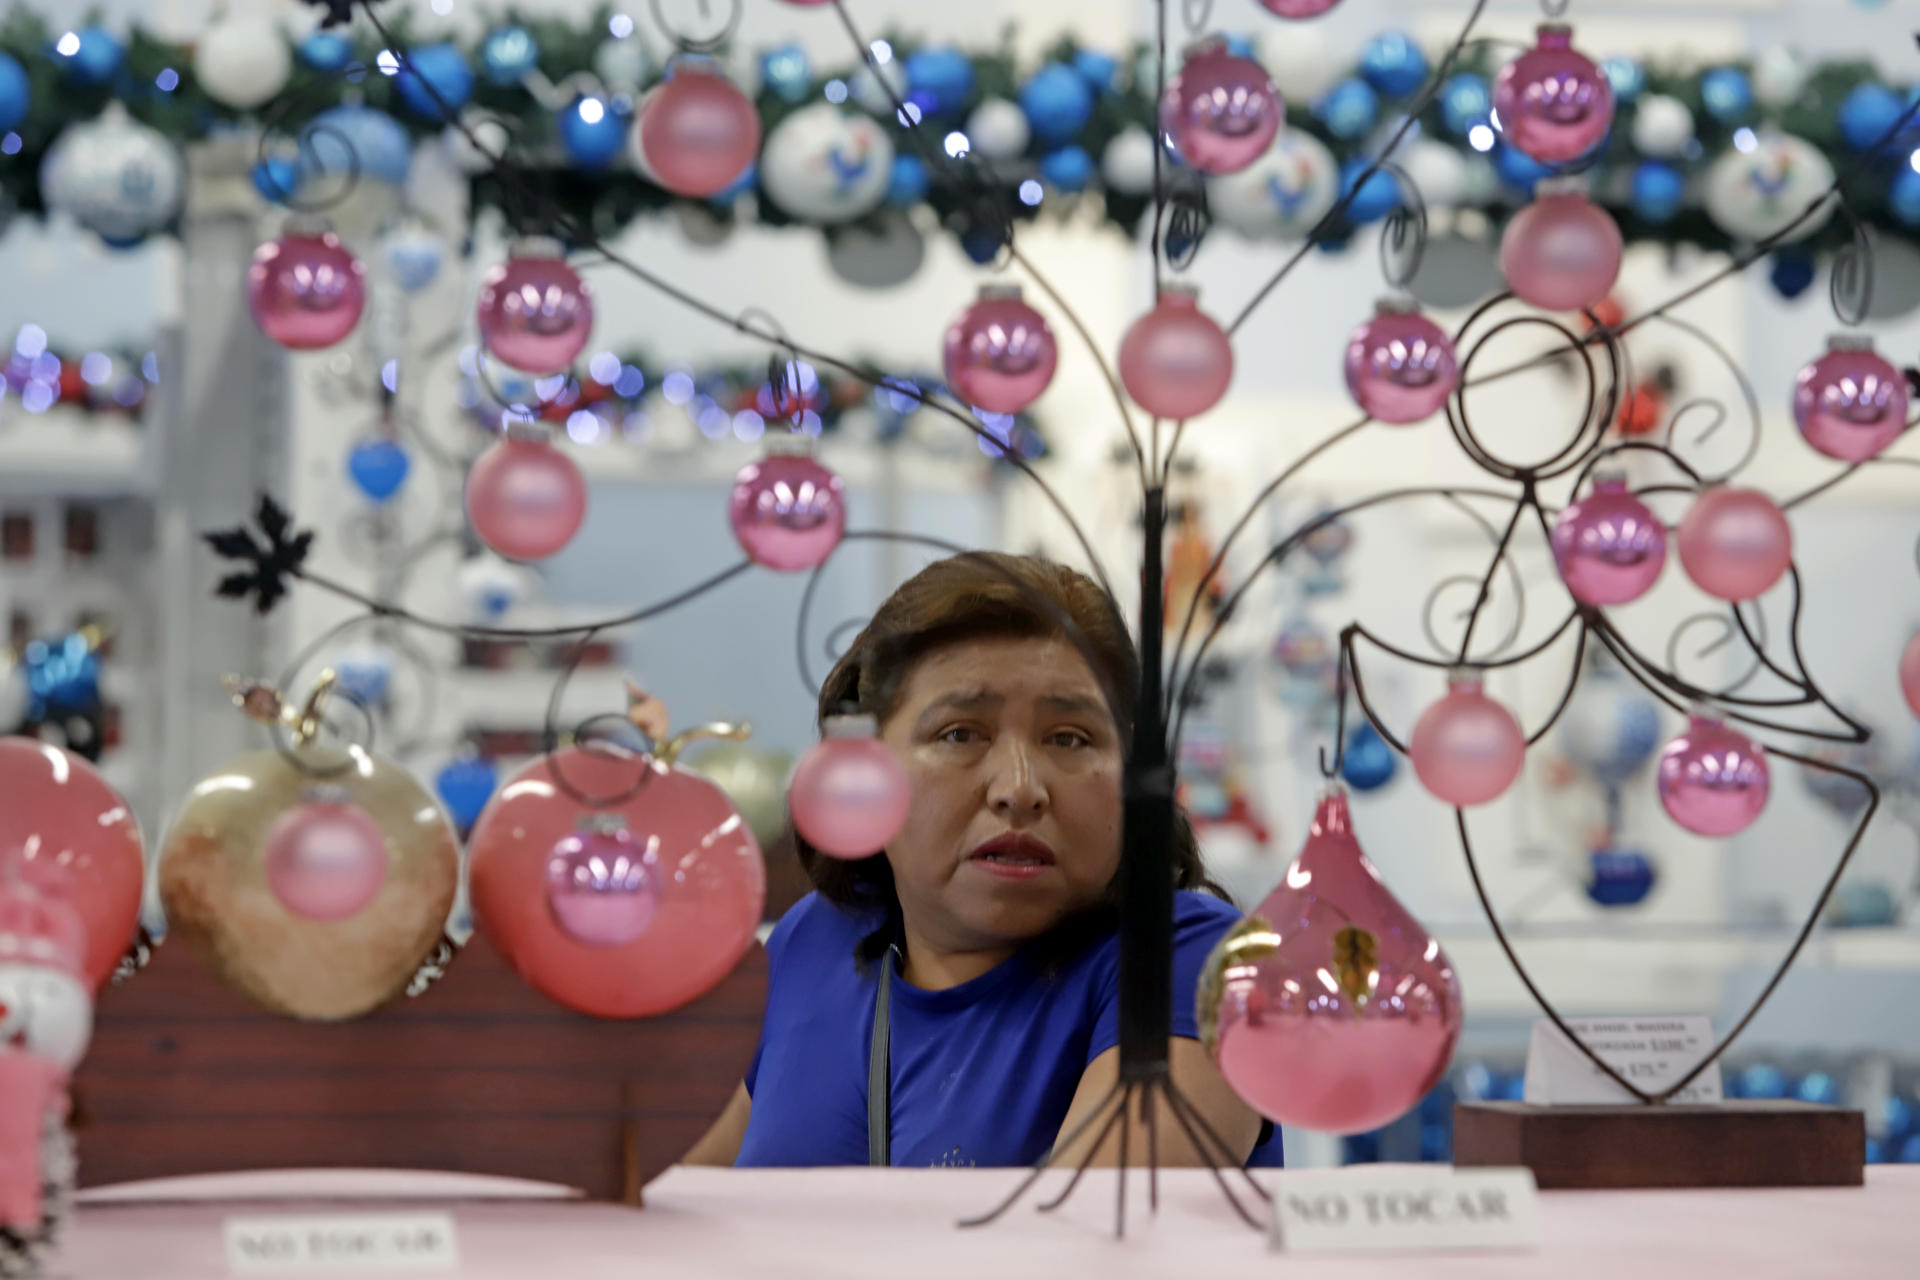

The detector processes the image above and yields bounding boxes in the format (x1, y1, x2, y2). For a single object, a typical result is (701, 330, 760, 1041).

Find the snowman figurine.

(0, 867, 92, 1238)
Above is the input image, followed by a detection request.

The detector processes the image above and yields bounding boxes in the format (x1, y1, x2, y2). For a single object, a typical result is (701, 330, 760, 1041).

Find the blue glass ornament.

(1493, 142, 1552, 195)
(1339, 157, 1400, 223)
(1458, 1062, 1495, 1101)
(22, 633, 100, 720)
(1019, 63, 1094, 146)
(761, 44, 811, 105)
(0, 53, 29, 133)
(886, 154, 929, 208)
(1830, 881, 1898, 927)
(1040, 145, 1094, 192)
(1341, 721, 1398, 792)
(960, 227, 1002, 264)
(1316, 77, 1380, 142)
(1631, 161, 1685, 224)
(1904, 1134, 1920, 1165)
(251, 156, 300, 204)
(392, 42, 474, 121)
(435, 757, 498, 831)
(1738, 1064, 1789, 1100)
(303, 104, 413, 187)
(559, 96, 626, 170)
(479, 25, 540, 88)
(333, 650, 394, 708)
(55, 27, 124, 87)
(347, 438, 411, 502)
(1795, 1072, 1841, 1106)
(1223, 34, 1257, 61)
(1866, 1138, 1885, 1164)
(300, 31, 353, 73)
(712, 161, 757, 206)
(1888, 1095, 1915, 1139)
(1699, 67, 1754, 125)
(905, 46, 975, 116)
(1360, 31, 1428, 100)
(1439, 73, 1491, 137)
(385, 225, 444, 293)
(1584, 848, 1656, 907)
(1839, 83, 1905, 152)
(1072, 50, 1118, 95)
(1601, 57, 1645, 104)
(1769, 249, 1815, 299)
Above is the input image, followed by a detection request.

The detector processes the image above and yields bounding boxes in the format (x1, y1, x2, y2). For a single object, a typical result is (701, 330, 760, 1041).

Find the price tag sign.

(1524, 1014, 1724, 1106)
(224, 1212, 459, 1274)
(1269, 1165, 1541, 1255)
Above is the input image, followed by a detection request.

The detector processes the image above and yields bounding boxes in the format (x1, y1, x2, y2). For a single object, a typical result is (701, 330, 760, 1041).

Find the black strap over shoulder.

(867, 946, 895, 1166)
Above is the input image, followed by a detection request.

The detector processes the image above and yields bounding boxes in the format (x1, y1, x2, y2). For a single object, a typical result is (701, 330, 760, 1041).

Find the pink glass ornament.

(1159, 39, 1283, 176)
(1342, 297, 1458, 424)
(1499, 180, 1622, 312)
(475, 238, 594, 375)
(0, 739, 143, 992)
(1200, 786, 1461, 1135)
(545, 815, 657, 948)
(465, 425, 588, 562)
(1676, 485, 1792, 602)
(942, 285, 1059, 414)
(1259, 0, 1343, 16)
(789, 715, 911, 859)
(1118, 285, 1234, 421)
(1550, 472, 1668, 606)
(262, 788, 390, 922)
(639, 56, 760, 198)
(1792, 334, 1910, 464)
(468, 743, 765, 1018)
(1657, 713, 1770, 837)
(1492, 24, 1614, 163)
(1900, 632, 1920, 720)
(0, 1052, 63, 1232)
(729, 444, 846, 571)
(1410, 671, 1526, 807)
(246, 222, 366, 351)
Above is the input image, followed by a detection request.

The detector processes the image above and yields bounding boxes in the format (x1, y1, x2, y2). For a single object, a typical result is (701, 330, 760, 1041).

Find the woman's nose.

(985, 740, 1048, 818)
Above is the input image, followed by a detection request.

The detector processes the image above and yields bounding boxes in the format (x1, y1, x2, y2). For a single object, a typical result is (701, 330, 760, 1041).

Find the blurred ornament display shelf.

(0, 409, 151, 497)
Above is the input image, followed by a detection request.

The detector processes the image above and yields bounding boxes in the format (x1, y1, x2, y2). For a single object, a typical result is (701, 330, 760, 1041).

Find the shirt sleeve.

(743, 894, 817, 1097)
(1084, 893, 1243, 1067)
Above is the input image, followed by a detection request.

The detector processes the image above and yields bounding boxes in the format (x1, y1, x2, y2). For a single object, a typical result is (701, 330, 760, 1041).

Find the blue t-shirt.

(737, 890, 1284, 1169)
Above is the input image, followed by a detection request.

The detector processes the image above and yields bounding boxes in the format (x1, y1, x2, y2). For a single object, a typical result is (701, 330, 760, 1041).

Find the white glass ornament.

(1102, 128, 1159, 196)
(1630, 94, 1694, 159)
(39, 104, 186, 244)
(1703, 131, 1836, 243)
(0, 962, 91, 1070)
(1207, 129, 1338, 240)
(1258, 25, 1344, 106)
(444, 114, 512, 176)
(1401, 138, 1467, 208)
(594, 38, 651, 92)
(852, 59, 908, 116)
(1751, 47, 1809, 109)
(457, 553, 536, 621)
(193, 16, 292, 110)
(381, 217, 443, 294)
(759, 104, 894, 223)
(965, 98, 1030, 160)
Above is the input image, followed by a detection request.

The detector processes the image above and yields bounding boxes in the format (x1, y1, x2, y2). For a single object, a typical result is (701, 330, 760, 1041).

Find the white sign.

(1524, 1014, 1724, 1106)
(224, 1213, 459, 1274)
(1269, 1165, 1540, 1255)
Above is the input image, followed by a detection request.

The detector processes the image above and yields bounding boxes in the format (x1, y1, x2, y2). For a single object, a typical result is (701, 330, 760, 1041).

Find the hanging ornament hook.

(657, 721, 753, 769)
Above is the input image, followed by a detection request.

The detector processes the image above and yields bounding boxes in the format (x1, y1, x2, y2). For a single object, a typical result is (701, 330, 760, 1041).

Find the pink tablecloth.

(63, 1166, 1917, 1279)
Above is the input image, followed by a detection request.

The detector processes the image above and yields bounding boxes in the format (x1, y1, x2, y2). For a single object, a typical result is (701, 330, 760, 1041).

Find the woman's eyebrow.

(1037, 693, 1108, 719)
(915, 689, 1002, 726)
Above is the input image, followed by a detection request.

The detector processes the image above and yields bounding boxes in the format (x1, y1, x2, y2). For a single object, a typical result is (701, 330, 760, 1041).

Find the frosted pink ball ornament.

(790, 715, 912, 859)
(1792, 334, 1910, 464)
(1343, 297, 1458, 424)
(1258, 0, 1343, 16)
(247, 220, 366, 351)
(1550, 472, 1667, 606)
(262, 788, 390, 922)
(1500, 178, 1622, 313)
(1410, 670, 1527, 807)
(640, 56, 760, 198)
(1676, 485, 1792, 602)
(465, 423, 588, 562)
(475, 238, 595, 375)
(1657, 712, 1770, 837)
(942, 285, 1058, 414)
(1118, 285, 1234, 421)
(1159, 39, 1282, 176)
(544, 814, 658, 948)
(729, 440, 846, 571)
(1900, 632, 1920, 720)
(1492, 24, 1614, 164)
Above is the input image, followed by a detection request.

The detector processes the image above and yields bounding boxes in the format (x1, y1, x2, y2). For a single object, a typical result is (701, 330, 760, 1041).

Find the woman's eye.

(1049, 731, 1092, 750)
(939, 726, 980, 744)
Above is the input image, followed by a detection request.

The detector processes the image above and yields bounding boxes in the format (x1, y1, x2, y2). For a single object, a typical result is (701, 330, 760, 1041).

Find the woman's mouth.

(965, 833, 1058, 881)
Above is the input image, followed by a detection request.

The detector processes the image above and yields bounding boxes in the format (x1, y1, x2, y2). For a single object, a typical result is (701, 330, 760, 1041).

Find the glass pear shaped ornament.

(790, 715, 911, 859)
(1791, 334, 1909, 464)
(1198, 786, 1462, 1135)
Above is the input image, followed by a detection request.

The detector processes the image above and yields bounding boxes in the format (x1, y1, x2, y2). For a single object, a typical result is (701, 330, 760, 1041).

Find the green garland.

(0, 5, 1912, 262)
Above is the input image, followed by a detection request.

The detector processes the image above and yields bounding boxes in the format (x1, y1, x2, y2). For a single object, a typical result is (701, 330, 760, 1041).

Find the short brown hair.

(796, 552, 1225, 960)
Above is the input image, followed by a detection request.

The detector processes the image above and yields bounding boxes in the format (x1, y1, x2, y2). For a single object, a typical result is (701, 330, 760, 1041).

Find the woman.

(686, 552, 1281, 1169)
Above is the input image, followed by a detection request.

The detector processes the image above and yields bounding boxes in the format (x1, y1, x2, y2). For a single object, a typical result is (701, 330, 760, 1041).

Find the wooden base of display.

(1452, 1101, 1865, 1190)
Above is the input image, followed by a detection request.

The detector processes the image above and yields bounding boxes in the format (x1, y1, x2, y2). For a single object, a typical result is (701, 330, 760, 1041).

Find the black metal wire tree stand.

(185, 0, 1920, 1241)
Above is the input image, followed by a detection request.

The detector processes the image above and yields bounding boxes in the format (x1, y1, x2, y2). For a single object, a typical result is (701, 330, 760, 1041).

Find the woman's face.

(879, 634, 1124, 957)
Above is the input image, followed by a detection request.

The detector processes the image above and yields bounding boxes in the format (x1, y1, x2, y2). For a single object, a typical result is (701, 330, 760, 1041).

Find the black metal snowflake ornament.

(298, 0, 376, 30)
(204, 495, 315, 616)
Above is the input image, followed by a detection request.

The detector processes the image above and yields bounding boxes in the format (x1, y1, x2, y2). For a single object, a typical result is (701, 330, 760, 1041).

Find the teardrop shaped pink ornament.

(1199, 786, 1462, 1134)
